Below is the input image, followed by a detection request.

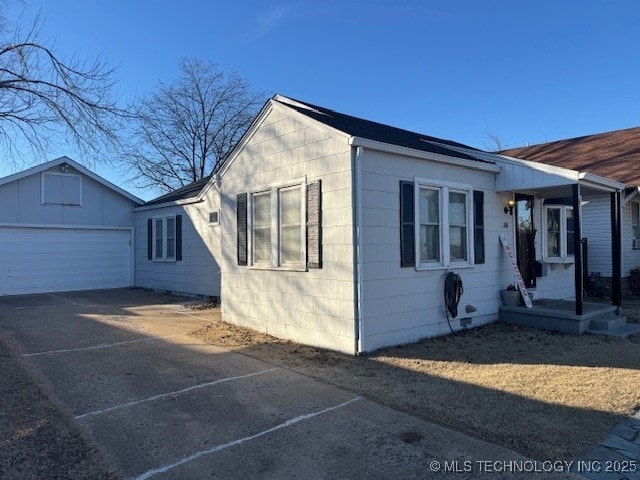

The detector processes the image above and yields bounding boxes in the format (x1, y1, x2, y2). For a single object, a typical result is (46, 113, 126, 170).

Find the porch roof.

(432, 143, 626, 195)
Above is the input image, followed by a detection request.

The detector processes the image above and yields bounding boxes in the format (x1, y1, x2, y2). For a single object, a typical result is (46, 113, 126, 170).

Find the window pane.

(449, 192, 466, 226)
(280, 188, 300, 225)
(420, 189, 439, 224)
(279, 187, 301, 264)
(155, 219, 163, 259)
(166, 218, 175, 238)
(547, 208, 561, 257)
(450, 226, 467, 261)
(566, 208, 574, 256)
(281, 226, 301, 264)
(167, 238, 176, 259)
(419, 188, 440, 263)
(252, 193, 271, 263)
(420, 225, 440, 262)
(633, 203, 640, 229)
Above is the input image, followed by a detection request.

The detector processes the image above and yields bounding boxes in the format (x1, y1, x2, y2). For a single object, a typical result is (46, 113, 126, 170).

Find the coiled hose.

(444, 272, 463, 333)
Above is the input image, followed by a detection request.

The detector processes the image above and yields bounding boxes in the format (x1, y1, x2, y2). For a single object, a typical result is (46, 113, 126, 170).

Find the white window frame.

(41, 172, 83, 206)
(152, 215, 177, 262)
(632, 202, 640, 249)
(208, 210, 220, 225)
(542, 205, 574, 262)
(414, 178, 474, 270)
(248, 178, 306, 271)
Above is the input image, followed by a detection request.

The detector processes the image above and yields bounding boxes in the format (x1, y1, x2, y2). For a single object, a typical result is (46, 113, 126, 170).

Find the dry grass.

(192, 301, 640, 461)
(0, 337, 118, 480)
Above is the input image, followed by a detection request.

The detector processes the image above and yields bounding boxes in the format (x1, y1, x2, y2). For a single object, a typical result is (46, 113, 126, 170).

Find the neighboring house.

(501, 127, 640, 286)
(212, 95, 624, 354)
(132, 176, 222, 298)
(0, 156, 143, 295)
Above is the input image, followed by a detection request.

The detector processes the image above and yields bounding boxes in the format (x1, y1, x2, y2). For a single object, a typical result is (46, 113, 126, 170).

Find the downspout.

(352, 145, 364, 354)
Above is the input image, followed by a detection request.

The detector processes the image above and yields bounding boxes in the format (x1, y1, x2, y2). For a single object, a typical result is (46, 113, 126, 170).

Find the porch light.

(504, 199, 515, 215)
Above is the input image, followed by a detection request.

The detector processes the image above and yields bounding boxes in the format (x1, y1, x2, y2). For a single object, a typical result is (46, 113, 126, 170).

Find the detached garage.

(0, 157, 142, 296)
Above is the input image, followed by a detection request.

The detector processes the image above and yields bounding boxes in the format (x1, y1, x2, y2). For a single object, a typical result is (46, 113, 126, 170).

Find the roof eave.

(578, 172, 625, 192)
(348, 137, 502, 173)
(133, 197, 204, 212)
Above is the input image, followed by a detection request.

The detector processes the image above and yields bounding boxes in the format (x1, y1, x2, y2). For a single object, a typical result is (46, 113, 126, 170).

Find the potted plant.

(501, 284, 521, 307)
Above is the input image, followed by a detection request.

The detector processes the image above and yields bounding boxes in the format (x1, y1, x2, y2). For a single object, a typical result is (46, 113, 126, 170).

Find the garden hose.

(444, 272, 463, 333)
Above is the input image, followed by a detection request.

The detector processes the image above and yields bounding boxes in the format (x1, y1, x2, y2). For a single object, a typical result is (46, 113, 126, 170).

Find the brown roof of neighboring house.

(500, 126, 640, 187)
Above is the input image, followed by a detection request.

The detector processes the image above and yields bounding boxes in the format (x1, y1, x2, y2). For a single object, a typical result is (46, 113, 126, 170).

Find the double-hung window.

(153, 216, 177, 261)
(543, 205, 574, 260)
(249, 182, 305, 269)
(416, 180, 473, 268)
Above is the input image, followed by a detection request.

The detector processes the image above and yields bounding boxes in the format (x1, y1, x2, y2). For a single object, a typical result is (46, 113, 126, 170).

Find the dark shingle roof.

(143, 175, 212, 206)
(500, 127, 640, 187)
(273, 96, 487, 163)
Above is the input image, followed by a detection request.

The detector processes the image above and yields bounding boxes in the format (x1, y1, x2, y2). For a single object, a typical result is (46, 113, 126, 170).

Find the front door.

(515, 194, 536, 289)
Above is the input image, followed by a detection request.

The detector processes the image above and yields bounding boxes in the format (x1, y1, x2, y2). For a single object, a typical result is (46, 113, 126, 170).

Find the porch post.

(573, 184, 584, 316)
(611, 190, 622, 312)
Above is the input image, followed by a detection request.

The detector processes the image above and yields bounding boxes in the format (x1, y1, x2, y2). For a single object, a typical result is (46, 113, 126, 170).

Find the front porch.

(499, 299, 640, 336)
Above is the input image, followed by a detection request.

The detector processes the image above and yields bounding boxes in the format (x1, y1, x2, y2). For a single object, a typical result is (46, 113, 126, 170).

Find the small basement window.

(209, 210, 219, 225)
(41, 172, 82, 206)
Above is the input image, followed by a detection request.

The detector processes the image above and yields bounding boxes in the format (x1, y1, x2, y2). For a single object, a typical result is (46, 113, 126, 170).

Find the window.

(237, 181, 322, 269)
(153, 216, 177, 261)
(449, 191, 468, 261)
(279, 186, 302, 265)
(209, 211, 219, 224)
(248, 183, 305, 268)
(632, 202, 640, 248)
(415, 180, 472, 268)
(41, 172, 82, 206)
(543, 205, 574, 260)
(252, 192, 271, 264)
(419, 188, 440, 263)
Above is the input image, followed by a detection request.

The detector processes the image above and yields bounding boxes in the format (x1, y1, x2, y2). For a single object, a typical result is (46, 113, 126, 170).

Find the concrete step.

(589, 314, 628, 331)
(587, 323, 640, 337)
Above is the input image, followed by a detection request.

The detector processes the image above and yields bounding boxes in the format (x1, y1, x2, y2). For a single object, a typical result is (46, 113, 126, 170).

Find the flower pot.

(501, 290, 521, 307)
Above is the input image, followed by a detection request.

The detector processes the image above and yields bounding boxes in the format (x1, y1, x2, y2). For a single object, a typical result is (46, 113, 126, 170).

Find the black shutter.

(306, 180, 322, 269)
(473, 190, 485, 264)
(237, 193, 248, 266)
(147, 218, 153, 260)
(399, 181, 415, 267)
(175, 214, 182, 261)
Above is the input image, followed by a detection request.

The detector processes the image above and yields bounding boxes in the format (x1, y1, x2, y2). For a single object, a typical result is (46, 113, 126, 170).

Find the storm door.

(515, 194, 536, 289)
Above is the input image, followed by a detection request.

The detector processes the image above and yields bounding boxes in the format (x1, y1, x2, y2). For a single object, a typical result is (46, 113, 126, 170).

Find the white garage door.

(0, 226, 132, 296)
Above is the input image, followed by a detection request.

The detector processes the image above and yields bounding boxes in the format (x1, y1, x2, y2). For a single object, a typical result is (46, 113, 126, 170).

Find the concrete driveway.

(0, 289, 568, 479)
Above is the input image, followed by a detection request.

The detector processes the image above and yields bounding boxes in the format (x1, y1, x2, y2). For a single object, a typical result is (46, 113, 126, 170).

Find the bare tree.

(0, 7, 124, 162)
(485, 132, 506, 152)
(123, 59, 263, 192)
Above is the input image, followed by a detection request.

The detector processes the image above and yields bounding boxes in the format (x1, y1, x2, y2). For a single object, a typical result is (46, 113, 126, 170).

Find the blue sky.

(3, 1, 640, 199)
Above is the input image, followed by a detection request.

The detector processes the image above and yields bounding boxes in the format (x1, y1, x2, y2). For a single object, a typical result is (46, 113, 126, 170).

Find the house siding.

(133, 188, 221, 297)
(358, 150, 575, 352)
(581, 194, 640, 278)
(220, 105, 356, 354)
(0, 165, 134, 227)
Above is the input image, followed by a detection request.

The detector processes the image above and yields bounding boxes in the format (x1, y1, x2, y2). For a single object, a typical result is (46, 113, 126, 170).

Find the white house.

(213, 95, 625, 354)
(132, 176, 222, 298)
(0, 156, 143, 295)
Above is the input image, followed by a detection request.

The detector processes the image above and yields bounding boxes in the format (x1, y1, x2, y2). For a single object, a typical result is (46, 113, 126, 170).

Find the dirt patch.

(0, 337, 118, 479)
(192, 311, 640, 461)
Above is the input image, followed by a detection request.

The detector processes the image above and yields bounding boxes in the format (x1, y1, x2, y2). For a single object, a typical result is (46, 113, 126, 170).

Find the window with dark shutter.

(237, 193, 248, 266)
(175, 214, 183, 261)
(306, 180, 322, 269)
(473, 190, 485, 264)
(400, 181, 415, 267)
(147, 218, 153, 260)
